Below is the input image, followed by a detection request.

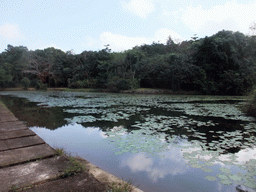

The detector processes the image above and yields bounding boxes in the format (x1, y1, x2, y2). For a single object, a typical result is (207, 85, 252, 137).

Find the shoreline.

(0, 87, 196, 95)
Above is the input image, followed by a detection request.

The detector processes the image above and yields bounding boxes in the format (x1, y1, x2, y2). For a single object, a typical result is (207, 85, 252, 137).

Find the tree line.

(0, 30, 256, 95)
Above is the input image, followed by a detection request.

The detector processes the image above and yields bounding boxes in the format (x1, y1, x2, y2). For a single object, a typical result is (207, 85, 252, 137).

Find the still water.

(0, 91, 256, 192)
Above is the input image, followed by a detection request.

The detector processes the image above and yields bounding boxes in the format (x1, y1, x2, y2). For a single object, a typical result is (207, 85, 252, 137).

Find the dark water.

(0, 91, 256, 192)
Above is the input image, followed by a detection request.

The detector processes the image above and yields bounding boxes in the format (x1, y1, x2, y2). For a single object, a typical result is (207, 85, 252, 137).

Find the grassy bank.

(1, 87, 196, 95)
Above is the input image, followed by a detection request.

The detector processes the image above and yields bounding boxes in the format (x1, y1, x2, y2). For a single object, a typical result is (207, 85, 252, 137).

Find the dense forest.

(1, 30, 256, 95)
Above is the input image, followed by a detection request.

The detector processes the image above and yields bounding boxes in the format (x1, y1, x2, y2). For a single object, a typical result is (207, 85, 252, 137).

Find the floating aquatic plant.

(205, 176, 217, 181)
(1, 91, 256, 190)
(219, 167, 231, 174)
(220, 179, 233, 185)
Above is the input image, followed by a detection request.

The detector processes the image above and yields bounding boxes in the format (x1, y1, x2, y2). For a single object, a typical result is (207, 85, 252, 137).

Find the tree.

(139, 42, 166, 56)
(166, 36, 179, 53)
(192, 30, 255, 94)
(21, 77, 30, 90)
(0, 67, 13, 88)
(1, 45, 29, 85)
(52, 50, 75, 87)
(25, 50, 53, 84)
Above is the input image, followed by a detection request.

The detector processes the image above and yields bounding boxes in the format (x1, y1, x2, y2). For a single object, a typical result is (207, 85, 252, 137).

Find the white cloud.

(0, 23, 25, 39)
(159, 7, 184, 26)
(100, 32, 149, 51)
(181, 1, 256, 35)
(122, 153, 153, 172)
(121, 150, 188, 182)
(121, 0, 155, 18)
(100, 28, 184, 52)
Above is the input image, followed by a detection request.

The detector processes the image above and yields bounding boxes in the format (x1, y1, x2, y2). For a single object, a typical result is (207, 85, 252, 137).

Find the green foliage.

(53, 148, 85, 178)
(73, 79, 97, 89)
(192, 30, 256, 95)
(62, 156, 85, 178)
(116, 79, 130, 90)
(1, 45, 28, 85)
(139, 42, 166, 56)
(10, 185, 20, 192)
(1, 29, 256, 95)
(55, 148, 65, 156)
(75, 80, 85, 88)
(53, 148, 86, 178)
(35, 81, 47, 90)
(106, 76, 131, 92)
(0, 67, 13, 88)
(21, 77, 30, 90)
(128, 78, 140, 90)
(108, 180, 133, 192)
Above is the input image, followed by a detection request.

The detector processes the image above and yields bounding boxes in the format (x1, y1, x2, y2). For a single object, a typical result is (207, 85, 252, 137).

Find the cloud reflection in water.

(121, 148, 189, 182)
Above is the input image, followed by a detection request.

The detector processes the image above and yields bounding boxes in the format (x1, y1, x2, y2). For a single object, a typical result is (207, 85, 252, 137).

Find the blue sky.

(0, 0, 255, 53)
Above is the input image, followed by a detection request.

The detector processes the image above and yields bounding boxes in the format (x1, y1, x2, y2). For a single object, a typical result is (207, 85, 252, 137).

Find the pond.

(0, 91, 256, 192)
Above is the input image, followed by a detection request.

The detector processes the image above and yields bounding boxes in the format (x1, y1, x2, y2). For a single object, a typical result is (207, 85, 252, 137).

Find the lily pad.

(219, 167, 231, 174)
(220, 179, 233, 185)
(190, 163, 203, 168)
(201, 167, 213, 173)
(205, 176, 217, 181)
(217, 174, 229, 180)
(229, 174, 243, 181)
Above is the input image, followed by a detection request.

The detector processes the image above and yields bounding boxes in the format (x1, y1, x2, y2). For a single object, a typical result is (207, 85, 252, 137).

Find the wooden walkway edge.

(0, 101, 143, 192)
(0, 102, 71, 191)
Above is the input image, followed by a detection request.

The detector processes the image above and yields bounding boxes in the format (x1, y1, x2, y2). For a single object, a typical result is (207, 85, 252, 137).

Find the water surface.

(0, 91, 256, 192)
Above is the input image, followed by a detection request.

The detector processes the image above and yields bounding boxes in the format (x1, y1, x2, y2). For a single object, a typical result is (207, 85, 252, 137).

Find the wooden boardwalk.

(0, 102, 70, 191)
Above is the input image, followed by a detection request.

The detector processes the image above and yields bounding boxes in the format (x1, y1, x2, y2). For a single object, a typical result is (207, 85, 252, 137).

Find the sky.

(0, 0, 255, 53)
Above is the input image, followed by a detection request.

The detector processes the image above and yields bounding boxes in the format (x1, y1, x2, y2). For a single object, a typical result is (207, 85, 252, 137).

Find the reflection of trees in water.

(1, 92, 255, 156)
(0, 96, 68, 129)
(1, 92, 256, 190)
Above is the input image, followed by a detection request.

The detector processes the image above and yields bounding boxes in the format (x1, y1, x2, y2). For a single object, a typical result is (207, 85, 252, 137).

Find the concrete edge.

(75, 156, 144, 192)
(0, 101, 144, 191)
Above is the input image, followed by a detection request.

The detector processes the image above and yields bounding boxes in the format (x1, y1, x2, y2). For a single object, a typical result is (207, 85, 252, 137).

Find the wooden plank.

(0, 135, 45, 151)
(0, 121, 28, 132)
(0, 156, 70, 192)
(0, 121, 26, 126)
(0, 115, 18, 122)
(0, 129, 36, 140)
(0, 141, 8, 151)
(0, 104, 18, 122)
(0, 144, 56, 167)
(0, 126, 28, 132)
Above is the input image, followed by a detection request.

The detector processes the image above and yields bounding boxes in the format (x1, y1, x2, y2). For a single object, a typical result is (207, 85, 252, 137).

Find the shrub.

(74, 80, 83, 88)
(74, 79, 98, 89)
(30, 79, 39, 87)
(55, 148, 65, 156)
(116, 79, 130, 90)
(128, 78, 139, 90)
(21, 77, 30, 90)
(35, 81, 47, 90)
(106, 76, 131, 92)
